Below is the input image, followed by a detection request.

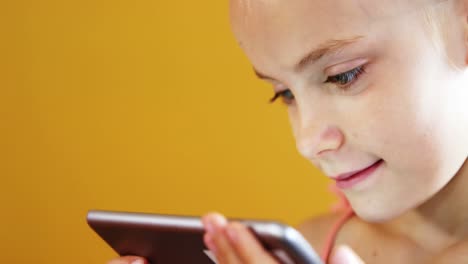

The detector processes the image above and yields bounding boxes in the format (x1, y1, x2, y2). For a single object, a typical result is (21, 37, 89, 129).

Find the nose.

(295, 121, 344, 161)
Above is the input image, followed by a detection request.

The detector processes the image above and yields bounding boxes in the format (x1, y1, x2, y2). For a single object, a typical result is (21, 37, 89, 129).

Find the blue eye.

(269, 65, 366, 105)
(325, 66, 366, 88)
(270, 89, 295, 105)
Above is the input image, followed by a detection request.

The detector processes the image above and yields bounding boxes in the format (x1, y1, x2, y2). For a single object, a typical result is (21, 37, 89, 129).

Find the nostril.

(317, 148, 335, 156)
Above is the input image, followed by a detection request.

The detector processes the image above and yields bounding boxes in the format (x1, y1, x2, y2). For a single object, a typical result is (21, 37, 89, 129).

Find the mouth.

(333, 159, 384, 189)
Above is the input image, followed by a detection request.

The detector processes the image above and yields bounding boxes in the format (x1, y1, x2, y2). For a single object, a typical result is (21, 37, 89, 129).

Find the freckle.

(372, 249, 378, 257)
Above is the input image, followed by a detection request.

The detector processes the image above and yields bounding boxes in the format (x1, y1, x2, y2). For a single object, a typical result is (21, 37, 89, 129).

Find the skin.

(109, 0, 468, 263)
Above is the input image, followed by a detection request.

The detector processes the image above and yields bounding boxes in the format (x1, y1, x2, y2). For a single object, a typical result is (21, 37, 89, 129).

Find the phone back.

(87, 210, 323, 264)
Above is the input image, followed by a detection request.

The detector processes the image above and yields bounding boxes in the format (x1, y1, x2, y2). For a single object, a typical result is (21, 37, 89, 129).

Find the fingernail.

(211, 213, 227, 230)
(131, 259, 144, 264)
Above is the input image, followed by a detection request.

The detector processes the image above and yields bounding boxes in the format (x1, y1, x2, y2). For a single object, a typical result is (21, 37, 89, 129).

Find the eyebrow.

(254, 35, 364, 81)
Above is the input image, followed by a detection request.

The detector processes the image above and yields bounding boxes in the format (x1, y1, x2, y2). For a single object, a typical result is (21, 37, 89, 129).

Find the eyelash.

(270, 65, 367, 105)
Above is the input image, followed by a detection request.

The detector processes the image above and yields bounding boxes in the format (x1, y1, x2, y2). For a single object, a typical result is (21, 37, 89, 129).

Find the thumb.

(329, 245, 365, 264)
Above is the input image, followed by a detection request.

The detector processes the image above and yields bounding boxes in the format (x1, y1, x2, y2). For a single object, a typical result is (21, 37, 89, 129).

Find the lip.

(333, 159, 384, 189)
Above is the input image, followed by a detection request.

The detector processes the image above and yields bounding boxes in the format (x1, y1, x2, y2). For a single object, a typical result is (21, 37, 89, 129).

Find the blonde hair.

(420, 0, 463, 70)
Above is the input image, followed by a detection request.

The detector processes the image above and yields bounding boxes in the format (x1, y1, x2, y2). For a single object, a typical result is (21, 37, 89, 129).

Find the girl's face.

(230, 0, 468, 222)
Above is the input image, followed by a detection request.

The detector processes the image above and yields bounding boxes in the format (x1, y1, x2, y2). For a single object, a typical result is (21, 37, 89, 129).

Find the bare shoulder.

(296, 211, 378, 256)
(296, 212, 346, 255)
(430, 240, 468, 264)
(295, 210, 456, 263)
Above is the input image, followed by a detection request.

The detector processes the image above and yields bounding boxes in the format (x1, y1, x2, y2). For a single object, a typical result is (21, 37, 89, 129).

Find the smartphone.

(87, 210, 323, 264)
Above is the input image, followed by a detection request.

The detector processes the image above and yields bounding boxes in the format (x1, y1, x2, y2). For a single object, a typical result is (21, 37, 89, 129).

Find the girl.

(109, 0, 468, 263)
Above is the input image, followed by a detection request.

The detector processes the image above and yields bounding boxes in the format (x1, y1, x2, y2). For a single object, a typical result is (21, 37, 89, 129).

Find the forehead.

(229, 0, 434, 73)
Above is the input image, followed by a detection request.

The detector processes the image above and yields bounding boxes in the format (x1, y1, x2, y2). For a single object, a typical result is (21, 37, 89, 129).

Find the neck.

(389, 158, 468, 251)
(418, 157, 468, 237)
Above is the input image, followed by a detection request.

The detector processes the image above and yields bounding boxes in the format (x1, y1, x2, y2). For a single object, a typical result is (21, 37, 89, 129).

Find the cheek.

(378, 73, 467, 175)
(353, 40, 455, 168)
(361, 78, 444, 174)
(349, 66, 468, 220)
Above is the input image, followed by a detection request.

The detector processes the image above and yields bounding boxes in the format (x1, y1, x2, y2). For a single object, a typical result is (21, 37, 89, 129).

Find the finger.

(202, 212, 222, 255)
(202, 212, 226, 234)
(107, 256, 147, 264)
(212, 229, 243, 264)
(225, 222, 279, 263)
(204, 232, 217, 252)
(330, 245, 365, 264)
(203, 213, 243, 264)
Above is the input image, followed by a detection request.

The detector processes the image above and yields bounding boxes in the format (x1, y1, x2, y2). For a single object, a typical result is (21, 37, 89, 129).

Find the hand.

(107, 256, 147, 264)
(329, 245, 365, 264)
(202, 212, 281, 264)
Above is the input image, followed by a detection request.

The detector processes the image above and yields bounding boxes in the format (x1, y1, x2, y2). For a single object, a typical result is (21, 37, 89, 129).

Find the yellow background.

(1, 1, 335, 263)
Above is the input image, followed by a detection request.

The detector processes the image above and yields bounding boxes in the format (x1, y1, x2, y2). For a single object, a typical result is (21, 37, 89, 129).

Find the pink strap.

(321, 184, 355, 263)
(320, 208, 354, 263)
